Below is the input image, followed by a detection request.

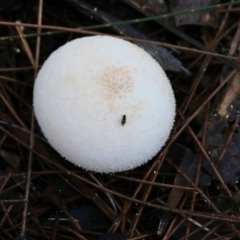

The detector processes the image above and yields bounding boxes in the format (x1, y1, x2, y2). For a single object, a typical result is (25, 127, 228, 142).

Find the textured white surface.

(33, 36, 176, 173)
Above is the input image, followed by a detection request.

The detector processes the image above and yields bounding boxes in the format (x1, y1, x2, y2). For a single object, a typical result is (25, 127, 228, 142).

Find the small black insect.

(121, 115, 126, 126)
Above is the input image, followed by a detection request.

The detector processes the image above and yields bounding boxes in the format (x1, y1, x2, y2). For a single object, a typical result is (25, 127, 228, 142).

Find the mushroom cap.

(33, 36, 175, 173)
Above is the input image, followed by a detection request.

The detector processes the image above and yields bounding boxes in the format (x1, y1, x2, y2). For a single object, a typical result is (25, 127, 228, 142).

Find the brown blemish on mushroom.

(100, 65, 134, 100)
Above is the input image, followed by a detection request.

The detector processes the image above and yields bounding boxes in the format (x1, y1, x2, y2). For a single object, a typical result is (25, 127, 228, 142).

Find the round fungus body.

(33, 36, 176, 173)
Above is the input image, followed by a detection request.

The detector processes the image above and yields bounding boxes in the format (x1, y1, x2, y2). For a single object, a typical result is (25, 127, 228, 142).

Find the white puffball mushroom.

(33, 36, 175, 173)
